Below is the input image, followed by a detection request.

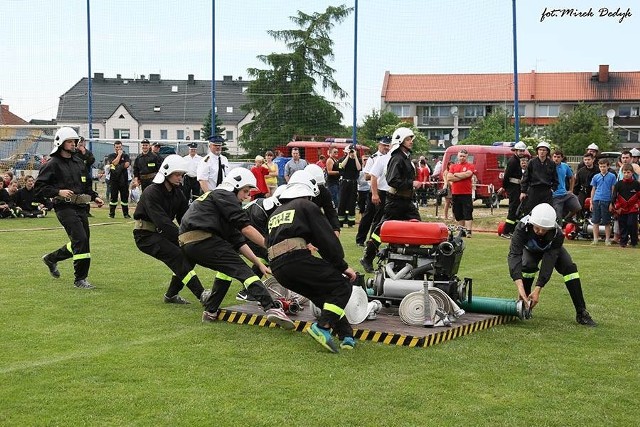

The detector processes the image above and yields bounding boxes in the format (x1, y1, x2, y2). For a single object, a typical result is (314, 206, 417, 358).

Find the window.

(226, 106, 233, 113)
(619, 105, 640, 117)
(90, 128, 100, 139)
(113, 129, 130, 139)
(390, 104, 411, 117)
(464, 105, 485, 118)
(505, 105, 525, 117)
(536, 105, 559, 117)
(225, 131, 234, 141)
(143, 130, 151, 139)
(427, 106, 451, 117)
(176, 130, 185, 139)
(160, 130, 168, 140)
(193, 130, 201, 140)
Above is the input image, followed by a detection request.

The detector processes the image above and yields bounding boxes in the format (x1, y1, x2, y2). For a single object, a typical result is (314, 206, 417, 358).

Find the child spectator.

(250, 155, 270, 200)
(589, 158, 617, 245)
(611, 163, 640, 248)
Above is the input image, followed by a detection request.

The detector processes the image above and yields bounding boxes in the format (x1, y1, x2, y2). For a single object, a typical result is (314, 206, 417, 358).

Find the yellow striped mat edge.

(218, 309, 517, 348)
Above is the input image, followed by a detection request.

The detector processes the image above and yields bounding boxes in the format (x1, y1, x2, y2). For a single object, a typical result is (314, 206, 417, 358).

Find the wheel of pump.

(398, 291, 437, 326)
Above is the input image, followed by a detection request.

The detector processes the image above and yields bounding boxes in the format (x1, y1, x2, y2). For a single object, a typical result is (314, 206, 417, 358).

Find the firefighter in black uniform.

(267, 170, 357, 353)
(337, 145, 361, 227)
(106, 140, 132, 218)
(304, 164, 341, 236)
(520, 141, 558, 217)
(133, 139, 161, 191)
(360, 127, 422, 273)
(75, 136, 96, 217)
(507, 203, 596, 326)
(178, 167, 294, 329)
(497, 141, 529, 237)
(132, 154, 207, 304)
(37, 127, 104, 289)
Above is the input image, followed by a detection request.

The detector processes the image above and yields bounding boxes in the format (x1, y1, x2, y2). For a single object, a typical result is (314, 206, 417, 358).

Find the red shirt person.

(250, 155, 270, 199)
(447, 149, 477, 235)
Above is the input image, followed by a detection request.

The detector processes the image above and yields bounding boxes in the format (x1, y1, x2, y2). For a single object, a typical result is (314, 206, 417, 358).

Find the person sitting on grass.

(507, 203, 596, 327)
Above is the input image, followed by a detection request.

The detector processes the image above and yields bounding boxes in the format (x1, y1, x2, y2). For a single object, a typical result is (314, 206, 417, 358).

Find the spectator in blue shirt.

(551, 150, 581, 224)
(589, 158, 617, 245)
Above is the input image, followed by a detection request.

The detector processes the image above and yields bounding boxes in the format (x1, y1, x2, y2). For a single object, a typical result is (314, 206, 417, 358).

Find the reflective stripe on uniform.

(66, 242, 72, 253)
(323, 302, 345, 318)
(109, 202, 118, 206)
(371, 233, 381, 243)
(522, 272, 537, 278)
(505, 218, 516, 224)
(182, 270, 197, 285)
(244, 276, 261, 287)
(563, 272, 579, 282)
(72, 252, 90, 260)
(216, 272, 232, 281)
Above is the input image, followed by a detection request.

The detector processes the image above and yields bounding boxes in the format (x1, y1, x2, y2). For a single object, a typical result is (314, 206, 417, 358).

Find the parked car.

(0, 153, 45, 171)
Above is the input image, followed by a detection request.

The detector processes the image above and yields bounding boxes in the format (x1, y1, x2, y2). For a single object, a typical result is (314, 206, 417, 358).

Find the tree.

(545, 103, 618, 155)
(462, 108, 533, 145)
(201, 109, 227, 155)
(357, 109, 400, 148)
(240, 5, 353, 156)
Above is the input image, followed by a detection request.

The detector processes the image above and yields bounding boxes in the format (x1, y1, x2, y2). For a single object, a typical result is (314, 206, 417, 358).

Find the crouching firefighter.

(268, 170, 358, 353)
(132, 154, 206, 304)
(178, 167, 295, 329)
(37, 127, 104, 289)
(507, 203, 596, 326)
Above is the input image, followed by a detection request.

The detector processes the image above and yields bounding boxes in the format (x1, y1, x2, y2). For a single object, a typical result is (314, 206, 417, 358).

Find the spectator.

(182, 142, 202, 201)
(325, 147, 341, 206)
(304, 163, 341, 237)
(611, 163, 640, 248)
(589, 158, 617, 245)
(106, 141, 132, 218)
(447, 149, 476, 236)
(197, 135, 229, 193)
(337, 146, 361, 227)
(272, 150, 288, 186)
(315, 154, 327, 171)
(264, 150, 278, 196)
(357, 156, 370, 218)
(250, 155, 269, 200)
(0, 179, 19, 218)
(577, 143, 600, 169)
(573, 153, 598, 216)
(15, 175, 47, 218)
(284, 147, 307, 183)
(133, 139, 161, 191)
(416, 158, 431, 207)
(520, 141, 557, 216)
(497, 142, 528, 238)
(551, 149, 581, 224)
(441, 161, 453, 220)
(432, 156, 443, 178)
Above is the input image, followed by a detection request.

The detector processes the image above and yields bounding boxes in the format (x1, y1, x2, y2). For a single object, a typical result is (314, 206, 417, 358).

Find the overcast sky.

(1, 0, 637, 125)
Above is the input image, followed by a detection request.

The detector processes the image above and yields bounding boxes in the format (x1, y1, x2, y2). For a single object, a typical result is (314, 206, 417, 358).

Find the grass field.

(1, 204, 638, 426)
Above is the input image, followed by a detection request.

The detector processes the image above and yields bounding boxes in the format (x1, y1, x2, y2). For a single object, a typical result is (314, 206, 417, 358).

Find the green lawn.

(1, 206, 638, 426)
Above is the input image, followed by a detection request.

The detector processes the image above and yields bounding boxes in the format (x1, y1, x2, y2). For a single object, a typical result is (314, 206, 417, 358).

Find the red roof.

(0, 105, 29, 125)
(382, 68, 640, 103)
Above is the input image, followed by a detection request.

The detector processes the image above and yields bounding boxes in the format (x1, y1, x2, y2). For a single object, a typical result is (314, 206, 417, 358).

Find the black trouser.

(182, 176, 201, 201)
(503, 186, 521, 235)
(46, 204, 91, 281)
(355, 191, 374, 244)
(338, 179, 358, 226)
(140, 179, 154, 192)
(109, 178, 129, 216)
(181, 236, 275, 313)
(271, 250, 353, 339)
(357, 190, 369, 213)
(522, 185, 553, 216)
(356, 190, 387, 245)
(133, 230, 204, 298)
(363, 193, 421, 262)
(521, 247, 586, 313)
(618, 212, 639, 247)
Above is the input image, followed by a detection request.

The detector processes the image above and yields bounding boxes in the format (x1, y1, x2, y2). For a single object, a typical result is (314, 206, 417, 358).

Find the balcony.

(419, 116, 455, 126)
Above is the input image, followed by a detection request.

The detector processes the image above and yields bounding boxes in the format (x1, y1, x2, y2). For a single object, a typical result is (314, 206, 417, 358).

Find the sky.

(1, 0, 637, 126)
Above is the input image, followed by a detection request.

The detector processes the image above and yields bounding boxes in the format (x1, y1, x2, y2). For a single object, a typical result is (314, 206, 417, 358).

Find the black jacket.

(502, 154, 523, 191)
(312, 185, 340, 232)
(507, 220, 564, 286)
(35, 154, 98, 207)
(133, 183, 188, 244)
(386, 149, 416, 191)
(521, 156, 558, 193)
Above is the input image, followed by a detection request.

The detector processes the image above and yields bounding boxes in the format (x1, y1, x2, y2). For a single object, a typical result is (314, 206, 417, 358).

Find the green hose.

(459, 296, 527, 319)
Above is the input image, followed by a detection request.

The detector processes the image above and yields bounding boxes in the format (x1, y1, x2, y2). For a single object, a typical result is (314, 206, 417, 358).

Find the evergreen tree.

(240, 5, 353, 156)
(201, 109, 228, 156)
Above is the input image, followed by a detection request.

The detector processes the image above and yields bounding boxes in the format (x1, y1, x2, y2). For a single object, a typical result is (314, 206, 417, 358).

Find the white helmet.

(528, 203, 557, 229)
(536, 141, 551, 152)
(630, 148, 640, 157)
(304, 163, 326, 185)
(51, 127, 80, 155)
(288, 170, 320, 196)
(389, 127, 415, 154)
(218, 167, 257, 192)
(153, 154, 189, 184)
(279, 183, 316, 199)
(587, 143, 600, 151)
(512, 142, 527, 151)
(262, 185, 286, 211)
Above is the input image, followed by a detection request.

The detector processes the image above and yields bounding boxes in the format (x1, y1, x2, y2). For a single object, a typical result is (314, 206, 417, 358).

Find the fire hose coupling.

(274, 298, 301, 315)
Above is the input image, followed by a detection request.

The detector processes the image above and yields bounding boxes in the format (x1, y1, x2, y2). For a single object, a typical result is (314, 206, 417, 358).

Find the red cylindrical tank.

(380, 220, 449, 245)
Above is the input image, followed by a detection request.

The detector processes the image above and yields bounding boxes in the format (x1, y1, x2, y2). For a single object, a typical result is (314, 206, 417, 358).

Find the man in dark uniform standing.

(75, 136, 96, 217)
(304, 164, 341, 237)
(268, 170, 357, 353)
(133, 139, 161, 191)
(497, 141, 529, 238)
(178, 167, 294, 329)
(337, 145, 361, 227)
(37, 127, 104, 289)
(507, 203, 596, 326)
(182, 142, 202, 201)
(106, 140, 132, 218)
(360, 127, 422, 273)
(520, 141, 558, 216)
(133, 154, 207, 305)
